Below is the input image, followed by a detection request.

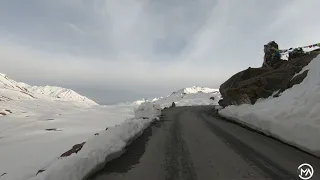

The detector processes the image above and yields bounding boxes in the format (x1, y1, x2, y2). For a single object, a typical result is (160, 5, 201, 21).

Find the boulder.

(219, 52, 318, 107)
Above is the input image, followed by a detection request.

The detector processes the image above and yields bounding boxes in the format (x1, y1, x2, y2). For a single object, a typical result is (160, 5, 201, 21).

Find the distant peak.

(0, 72, 97, 105)
(173, 86, 219, 95)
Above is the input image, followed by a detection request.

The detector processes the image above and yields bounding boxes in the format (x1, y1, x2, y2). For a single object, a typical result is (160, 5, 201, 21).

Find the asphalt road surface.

(88, 106, 320, 180)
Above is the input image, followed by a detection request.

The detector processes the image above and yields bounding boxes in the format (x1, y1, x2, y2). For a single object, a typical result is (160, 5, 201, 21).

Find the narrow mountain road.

(87, 106, 320, 180)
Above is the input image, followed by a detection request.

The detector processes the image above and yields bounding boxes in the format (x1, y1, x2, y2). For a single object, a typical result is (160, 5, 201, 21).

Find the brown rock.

(219, 53, 317, 106)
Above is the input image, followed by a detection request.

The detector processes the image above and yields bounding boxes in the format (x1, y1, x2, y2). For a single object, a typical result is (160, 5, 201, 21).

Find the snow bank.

(25, 102, 161, 180)
(219, 54, 320, 157)
(0, 100, 134, 180)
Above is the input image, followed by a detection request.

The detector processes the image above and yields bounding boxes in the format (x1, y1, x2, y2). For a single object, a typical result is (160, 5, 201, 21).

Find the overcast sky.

(1, 0, 320, 104)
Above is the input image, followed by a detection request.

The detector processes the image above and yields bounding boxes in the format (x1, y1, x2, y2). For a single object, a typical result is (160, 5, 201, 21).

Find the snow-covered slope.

(0, 73, 97, 105)
(0, 73, 35, 101)
(219, 54, 320, 157)
(155, 86, 220, 108)
(20, 84, 97, 105)
(124, 86, 221, 107)
(172, 86, 219, 95)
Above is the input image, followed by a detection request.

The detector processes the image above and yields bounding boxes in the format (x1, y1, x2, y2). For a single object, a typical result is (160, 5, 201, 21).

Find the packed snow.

(219, 54, 320, 157)
(0, 78, 220, 180)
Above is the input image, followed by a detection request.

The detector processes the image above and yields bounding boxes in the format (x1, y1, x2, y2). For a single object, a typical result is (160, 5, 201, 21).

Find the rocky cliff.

(219, 49, 320, 107)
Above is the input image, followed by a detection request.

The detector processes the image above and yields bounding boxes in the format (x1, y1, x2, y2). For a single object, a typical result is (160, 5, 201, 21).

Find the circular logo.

(298, 163, 314, 180)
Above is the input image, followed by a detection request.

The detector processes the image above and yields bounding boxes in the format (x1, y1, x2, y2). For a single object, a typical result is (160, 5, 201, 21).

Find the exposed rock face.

(262, 41, 281, 68)
(219, 51, 319, 107)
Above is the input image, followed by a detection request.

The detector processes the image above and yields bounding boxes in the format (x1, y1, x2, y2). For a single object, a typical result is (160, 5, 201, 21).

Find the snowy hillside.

(0, 73, 97, 105)
(172, 86, 219, 94)
(0, 73, 35, 101)
(19, 84, 97, 105)
(219, 54, 320, 157)
(155, 86, 220, 108)
(125, 86, 221, 107)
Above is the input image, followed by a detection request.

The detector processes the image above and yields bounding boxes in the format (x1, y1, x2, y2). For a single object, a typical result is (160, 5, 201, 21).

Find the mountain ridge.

(0, 73, 97, 105)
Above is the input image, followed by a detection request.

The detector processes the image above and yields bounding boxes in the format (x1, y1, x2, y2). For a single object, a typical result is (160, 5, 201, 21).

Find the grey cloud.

(1, 0, 320, 104)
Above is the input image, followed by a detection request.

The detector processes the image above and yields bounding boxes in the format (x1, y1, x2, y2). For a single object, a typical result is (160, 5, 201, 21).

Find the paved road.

(88, 106, 320, 180)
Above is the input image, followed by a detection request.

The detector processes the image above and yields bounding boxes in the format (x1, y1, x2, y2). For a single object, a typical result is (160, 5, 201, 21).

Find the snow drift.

(219, 54, 320, 157)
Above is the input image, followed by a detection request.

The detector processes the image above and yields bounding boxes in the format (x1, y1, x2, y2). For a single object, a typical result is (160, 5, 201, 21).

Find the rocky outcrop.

(219, 50, 320, 107)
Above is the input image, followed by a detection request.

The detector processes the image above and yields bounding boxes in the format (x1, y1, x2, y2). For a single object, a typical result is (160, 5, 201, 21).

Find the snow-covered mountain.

(0, 73, 36, 101)
(171, 86, 219, 95)
(156, 86, 220, 107)
(0, 73, 97, 105)
(124, 86, 220, 107)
